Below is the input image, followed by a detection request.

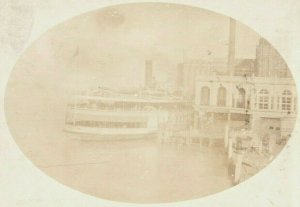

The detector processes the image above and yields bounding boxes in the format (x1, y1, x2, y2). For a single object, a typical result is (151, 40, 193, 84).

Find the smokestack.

(228, 17, 236, 76)
(145, 60, 153, 89)
(177, 63, 184, 89)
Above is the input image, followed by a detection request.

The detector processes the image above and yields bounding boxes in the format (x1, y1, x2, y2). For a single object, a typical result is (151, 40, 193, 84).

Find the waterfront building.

(194, 72, 297, 140)
(193, 19, 297, 142)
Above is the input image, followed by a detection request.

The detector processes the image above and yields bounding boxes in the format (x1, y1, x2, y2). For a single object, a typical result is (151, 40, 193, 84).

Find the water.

(33, 133, 232, 203)
(5, 97, 232, 202)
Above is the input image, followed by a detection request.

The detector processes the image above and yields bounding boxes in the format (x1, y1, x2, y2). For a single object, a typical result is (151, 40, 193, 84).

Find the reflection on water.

(36, 133, 232, 203)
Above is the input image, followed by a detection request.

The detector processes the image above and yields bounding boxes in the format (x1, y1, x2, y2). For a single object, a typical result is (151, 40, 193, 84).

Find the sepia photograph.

(4, 2, 298, 203)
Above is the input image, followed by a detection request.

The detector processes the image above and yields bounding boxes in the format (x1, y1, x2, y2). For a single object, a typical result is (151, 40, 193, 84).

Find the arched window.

(217, 87, 226, 106)
(282, 90, 292, 111)
(258, 89, 269, 110)
(237, 88, 246, 108)
(200, 87, 210, 105)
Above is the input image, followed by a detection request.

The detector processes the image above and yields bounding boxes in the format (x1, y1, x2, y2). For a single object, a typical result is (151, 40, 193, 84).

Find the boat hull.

(64, 125, 158, 140)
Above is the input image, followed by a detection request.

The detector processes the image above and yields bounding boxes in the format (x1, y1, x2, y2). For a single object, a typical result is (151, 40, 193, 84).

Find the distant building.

(175, 58, 255, 99)
(176, 63, 197, 98)
(256, 38, 291, 78)
(233, 58, 255, 76)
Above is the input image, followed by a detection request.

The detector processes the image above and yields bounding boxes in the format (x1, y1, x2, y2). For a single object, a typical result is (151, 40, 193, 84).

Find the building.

(256, 38, 291, 78)
(193, 19, 297, 141)
(175, 57, 255, 99)
(233, 58, 255, 76)
(194, 73, 297, 139)
(176, 62, 197, 98)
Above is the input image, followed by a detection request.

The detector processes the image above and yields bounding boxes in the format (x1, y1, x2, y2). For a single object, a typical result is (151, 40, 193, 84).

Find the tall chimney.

(145, 60, 153, 89)
(228, 17, 236, 76)
(177, 63, 184, 89)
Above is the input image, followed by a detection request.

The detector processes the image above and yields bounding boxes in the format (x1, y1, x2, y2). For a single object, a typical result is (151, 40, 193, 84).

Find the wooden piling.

(228, 138, 233, 159)
(234, 152, 243, 184)
(225, 124, 229, 148)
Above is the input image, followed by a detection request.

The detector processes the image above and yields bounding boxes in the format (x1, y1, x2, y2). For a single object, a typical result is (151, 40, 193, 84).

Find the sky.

(13, 3, 261, 90)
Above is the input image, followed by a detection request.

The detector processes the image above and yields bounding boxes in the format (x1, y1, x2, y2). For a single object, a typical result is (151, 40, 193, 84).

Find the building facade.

(194, 73, 297, 140)
(193, 36, 297, 140)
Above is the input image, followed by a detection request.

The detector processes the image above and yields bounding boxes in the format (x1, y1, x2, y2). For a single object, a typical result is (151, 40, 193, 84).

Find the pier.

(158, 122, 287, 185)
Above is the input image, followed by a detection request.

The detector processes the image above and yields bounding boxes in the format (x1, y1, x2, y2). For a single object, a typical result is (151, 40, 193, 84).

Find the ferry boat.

(64, 87, 194, 139)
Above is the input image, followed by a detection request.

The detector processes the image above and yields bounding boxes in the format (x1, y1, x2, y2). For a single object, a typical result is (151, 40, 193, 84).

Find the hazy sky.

(17, 3, 261, 89)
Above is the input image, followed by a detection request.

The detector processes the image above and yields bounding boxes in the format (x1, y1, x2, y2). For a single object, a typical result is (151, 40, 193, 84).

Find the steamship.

(64, 88, 193, 139)
(64, 61, 193, 139)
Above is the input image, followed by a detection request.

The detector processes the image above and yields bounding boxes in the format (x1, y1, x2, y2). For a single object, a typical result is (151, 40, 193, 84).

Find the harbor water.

(31, 131, 232, 203)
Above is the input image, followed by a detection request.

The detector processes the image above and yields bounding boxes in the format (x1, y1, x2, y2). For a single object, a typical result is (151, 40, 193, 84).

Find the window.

(217, 87, 226, 106)
(258, 89, 269, 110)
(271, 97, 274, 109)
(74, 120, 147, 128)
(236, 88, 246, 108)
(200, 87, 210, 105)
(282, 90, 292, 111)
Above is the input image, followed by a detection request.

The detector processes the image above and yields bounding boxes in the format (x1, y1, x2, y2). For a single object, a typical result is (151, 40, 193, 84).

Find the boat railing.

(77, 91, 186, 99)
(67, 105, 193, 112)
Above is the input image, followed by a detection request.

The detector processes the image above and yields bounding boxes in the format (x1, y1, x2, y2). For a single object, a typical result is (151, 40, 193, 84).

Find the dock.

(158, 123, 287, 185)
